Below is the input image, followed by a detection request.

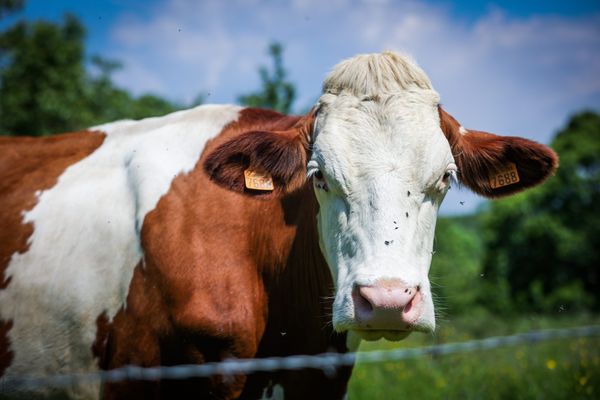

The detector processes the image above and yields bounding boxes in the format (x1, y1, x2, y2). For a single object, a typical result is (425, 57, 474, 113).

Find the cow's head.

(204, 52, 557, 341)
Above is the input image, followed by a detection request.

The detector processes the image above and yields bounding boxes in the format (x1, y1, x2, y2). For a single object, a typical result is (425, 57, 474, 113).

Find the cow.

(0, 51, 557, 399)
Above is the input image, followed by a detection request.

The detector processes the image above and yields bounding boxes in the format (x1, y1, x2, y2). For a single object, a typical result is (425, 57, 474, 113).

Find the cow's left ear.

(439, 107, 558, 198)
(203, 114, 313, 196)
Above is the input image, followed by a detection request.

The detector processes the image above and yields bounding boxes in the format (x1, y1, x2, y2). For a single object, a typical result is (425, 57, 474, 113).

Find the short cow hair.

(323, 51, 433, 97)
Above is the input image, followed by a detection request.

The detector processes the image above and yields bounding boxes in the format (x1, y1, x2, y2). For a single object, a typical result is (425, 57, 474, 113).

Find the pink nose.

(353, 280, 423, 330)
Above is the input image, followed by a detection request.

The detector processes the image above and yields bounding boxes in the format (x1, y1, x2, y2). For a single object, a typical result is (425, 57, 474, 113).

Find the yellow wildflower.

(436, 377, 447, 388)
(546, 359, 557, 370)
(516, 350, 524, 359)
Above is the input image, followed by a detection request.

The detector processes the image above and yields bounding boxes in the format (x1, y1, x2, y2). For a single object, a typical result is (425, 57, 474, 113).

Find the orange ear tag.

(489, 162, 520, 189)
(244, 169, 274, 191)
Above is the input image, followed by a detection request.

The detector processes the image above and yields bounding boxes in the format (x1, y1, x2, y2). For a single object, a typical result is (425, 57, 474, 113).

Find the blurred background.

(1, 0, 599, 398)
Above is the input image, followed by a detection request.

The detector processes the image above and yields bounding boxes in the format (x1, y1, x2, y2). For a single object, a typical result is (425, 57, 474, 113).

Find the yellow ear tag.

(489, 162, 520, 189)
(244, 169, 274, 191)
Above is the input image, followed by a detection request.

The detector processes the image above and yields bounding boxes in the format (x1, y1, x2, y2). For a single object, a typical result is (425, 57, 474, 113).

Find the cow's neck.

(257, 184, 347, 356)
(241, 184, 351, 399)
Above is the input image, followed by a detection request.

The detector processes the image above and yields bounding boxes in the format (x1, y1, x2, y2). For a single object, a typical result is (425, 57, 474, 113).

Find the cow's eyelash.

(306, 161, 320, 178)
(306, 168, 318, 179)
(444, 169, 458, 184)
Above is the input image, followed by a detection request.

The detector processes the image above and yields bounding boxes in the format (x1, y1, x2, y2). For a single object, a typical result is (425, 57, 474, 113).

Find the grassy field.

(348, 313, 600, 399)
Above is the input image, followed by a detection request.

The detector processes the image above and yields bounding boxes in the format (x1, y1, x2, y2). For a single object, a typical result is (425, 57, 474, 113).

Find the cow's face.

(204, 51, 558, 342)
(309, 90, 449, 340)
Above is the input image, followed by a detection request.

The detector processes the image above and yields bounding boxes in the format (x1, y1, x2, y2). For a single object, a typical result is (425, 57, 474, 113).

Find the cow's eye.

(312, 169, 328, 191)
(439, 164, 458, 191)
(444, 164, 458, 180)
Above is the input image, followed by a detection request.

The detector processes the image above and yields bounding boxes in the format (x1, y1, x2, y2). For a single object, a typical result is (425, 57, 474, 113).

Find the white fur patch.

(0, 105, 241, 398)
(459, 126, 468, 135)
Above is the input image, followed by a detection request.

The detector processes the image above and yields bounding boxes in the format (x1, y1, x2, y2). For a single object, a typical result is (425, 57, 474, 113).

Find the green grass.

(348, 313, 600, 399)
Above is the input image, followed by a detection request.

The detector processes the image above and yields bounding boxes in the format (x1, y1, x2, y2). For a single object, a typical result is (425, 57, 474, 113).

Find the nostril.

(403, 294, 415, 313)
(360, 294, 373, 312)
(402, 289, 423, 323)
(353, 286, 374, 320)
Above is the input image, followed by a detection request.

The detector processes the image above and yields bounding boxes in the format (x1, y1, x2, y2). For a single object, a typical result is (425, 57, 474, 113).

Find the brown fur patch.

(240, 186, 352, 399)
(0, 319, 14, 377)
(439, 107, 558, 197)
(92, 311, 111, 369)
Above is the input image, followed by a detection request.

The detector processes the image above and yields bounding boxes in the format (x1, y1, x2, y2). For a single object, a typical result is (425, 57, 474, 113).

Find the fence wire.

(2, 325, 600, 392)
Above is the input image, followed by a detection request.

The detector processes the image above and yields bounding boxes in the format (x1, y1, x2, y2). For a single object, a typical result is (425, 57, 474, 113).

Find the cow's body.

(0, 106, 349, 399)
(0, 52, 558, 399)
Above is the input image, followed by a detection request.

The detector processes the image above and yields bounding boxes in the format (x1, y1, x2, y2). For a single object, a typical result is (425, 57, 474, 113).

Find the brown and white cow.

(0, 52, 557, 399)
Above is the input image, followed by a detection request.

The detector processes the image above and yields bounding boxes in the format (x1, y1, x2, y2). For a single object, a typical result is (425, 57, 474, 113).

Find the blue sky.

(4, 0, 600, 214)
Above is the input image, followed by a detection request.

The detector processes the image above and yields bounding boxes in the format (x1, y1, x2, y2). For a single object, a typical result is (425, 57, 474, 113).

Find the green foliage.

(130, 94, 179, 120)
(0, 0, 23, 17)
(480, 111, 600, 314)
(430, 215, 485, 316)
(85, 56, 179, 123)
(0, 15, 89, 135)
(0, 14, 183, 136)
(350, 313, 600, 400)
(238, 42, 296, 114)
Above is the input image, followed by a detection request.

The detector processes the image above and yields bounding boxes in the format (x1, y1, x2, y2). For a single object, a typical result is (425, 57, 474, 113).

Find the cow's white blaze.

(310, 52, 454, 341)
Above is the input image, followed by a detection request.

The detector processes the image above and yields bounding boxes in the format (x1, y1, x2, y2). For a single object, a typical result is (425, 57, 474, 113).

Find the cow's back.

(0, 105, 242, 398)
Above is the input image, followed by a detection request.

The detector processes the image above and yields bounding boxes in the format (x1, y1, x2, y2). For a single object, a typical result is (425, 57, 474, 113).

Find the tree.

(0, 14, 89, 135)
(480, 111, 600, 313)
(85, 55, 179, 123)
(238, 42, 296, 114)
(0, 0, 23, 18)
(0, 12, 183, 136)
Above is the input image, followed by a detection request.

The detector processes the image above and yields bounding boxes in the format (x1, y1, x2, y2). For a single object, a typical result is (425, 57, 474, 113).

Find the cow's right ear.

(439, 107, 558, 198)
(203, 120, 311, 196)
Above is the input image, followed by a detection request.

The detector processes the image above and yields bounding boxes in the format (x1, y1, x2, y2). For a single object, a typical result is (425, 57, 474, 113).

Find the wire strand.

(2, 325, 599, 392)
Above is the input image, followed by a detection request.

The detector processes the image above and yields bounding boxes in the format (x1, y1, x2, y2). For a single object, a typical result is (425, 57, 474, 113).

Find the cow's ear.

(203, 116, 312, 196)
(439, 107, 558, 198)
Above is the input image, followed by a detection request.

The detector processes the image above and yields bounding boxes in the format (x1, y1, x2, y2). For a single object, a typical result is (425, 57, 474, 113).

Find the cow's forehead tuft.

(322, 51, 433, 97)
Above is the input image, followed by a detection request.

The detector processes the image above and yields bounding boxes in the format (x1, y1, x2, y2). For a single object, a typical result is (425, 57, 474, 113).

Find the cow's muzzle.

(352, 279, 424, 331)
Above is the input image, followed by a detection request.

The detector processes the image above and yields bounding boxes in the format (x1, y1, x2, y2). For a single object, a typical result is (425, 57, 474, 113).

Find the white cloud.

(105, 0, 600, 214)
(107, 1, 268, 103)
